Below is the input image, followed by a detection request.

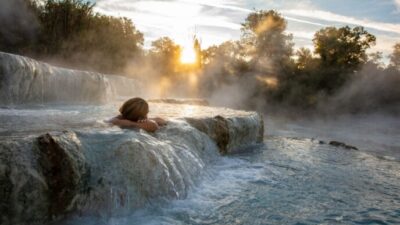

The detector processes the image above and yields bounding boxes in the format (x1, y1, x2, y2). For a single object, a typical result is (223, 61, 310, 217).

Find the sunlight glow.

(180, 46, 197, 64)
(94, 0, 400, 57)
(256, 75, 278, 88)
(183, 105, 198, 116)
(155, 77, 171, 97)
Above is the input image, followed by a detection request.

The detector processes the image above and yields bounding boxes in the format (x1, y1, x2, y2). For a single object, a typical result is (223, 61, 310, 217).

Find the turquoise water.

(3, 51, 398, 224)
(62, 135, 400, 225)
(2, 105, 399, 225)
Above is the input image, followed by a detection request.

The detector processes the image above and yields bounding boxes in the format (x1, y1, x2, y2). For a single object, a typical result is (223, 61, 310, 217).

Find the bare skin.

(110, 115, 167, 132)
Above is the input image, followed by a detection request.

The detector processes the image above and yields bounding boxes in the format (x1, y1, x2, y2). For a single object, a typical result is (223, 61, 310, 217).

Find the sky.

(93, 0, 400, 59)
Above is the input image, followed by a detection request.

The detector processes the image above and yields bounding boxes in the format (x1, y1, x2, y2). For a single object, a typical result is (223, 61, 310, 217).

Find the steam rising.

(0, 0, 39, 50)
(322, 64, 400, 114)
(0, 2, 399, 116)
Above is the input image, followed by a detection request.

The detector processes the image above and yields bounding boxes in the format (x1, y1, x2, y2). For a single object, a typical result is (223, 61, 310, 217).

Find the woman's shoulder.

(107, 115, 123, 123)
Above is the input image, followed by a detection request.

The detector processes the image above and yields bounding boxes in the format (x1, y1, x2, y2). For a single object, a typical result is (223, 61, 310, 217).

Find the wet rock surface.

(37, 132, 89, 217)
(0, 139, 49, 225)
(329, 141, 359, 150)
(0, 111, 264, 225)
(185, 116, 230, 154)
(0, 52, 264, 224)
(0, 132, 89, 225)
(186, 113, 263, 154)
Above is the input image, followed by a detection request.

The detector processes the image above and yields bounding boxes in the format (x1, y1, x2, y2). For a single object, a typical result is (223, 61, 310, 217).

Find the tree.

(193, 36, 202, 68)
(0, 0, 40, 54)
(241, 10, 294, 75)
(149, 37, 181, 77)
(201, 41, 249, 78)
(37, 0, 95, 54)
(366, 51, 384, 69)
(310, 26, 375, 94)
(0, 0, 144, 74)
(313, 26, 376, 71)
(35, 0, 144, 73)
(389, 43, 400, 70)
(295, 48, 319, 72)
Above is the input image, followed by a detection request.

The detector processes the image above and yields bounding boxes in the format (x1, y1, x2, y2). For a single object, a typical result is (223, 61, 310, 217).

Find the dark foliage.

(0, 0, 144, 73)
(1, 3, 399, 113)
(199, 10, 399, 113)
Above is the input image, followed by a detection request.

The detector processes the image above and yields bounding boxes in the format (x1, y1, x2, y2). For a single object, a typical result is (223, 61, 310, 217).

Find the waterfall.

(0, 51, 264, 225)
(0, 107, 264, 224)
(0, 121, 220, 223)
(0, 52, 141, 105)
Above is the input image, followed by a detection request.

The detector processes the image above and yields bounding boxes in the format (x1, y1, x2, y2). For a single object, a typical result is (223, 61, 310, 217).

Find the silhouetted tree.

(0, 0, 40, 53)
(313, 26, 375, 71)
(2, 3, 398, 113)
(295, 48, 319, 72)
(310, 26, 376, 93)
(389, 43, 400, 70)
(0, 0, 144, 73)
(193, 36, 202, 68)
(149, 37, 181, 77)
(241, 10, 294, 75)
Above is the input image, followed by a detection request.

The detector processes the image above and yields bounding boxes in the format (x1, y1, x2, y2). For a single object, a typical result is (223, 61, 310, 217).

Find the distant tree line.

(1, 1, 399, 113)
(198, 10, 400, 113)
(0, 0, 143, 73)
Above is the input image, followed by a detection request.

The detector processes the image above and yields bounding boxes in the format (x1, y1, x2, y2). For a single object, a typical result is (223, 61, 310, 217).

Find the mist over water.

(1, 55, 399, 225)
(0, 2, 399, 224)
(59, 136, 400, 225)
(0, 0, 39, 49)
(1, 51, 399, 224)
(265, 113, 400, 160)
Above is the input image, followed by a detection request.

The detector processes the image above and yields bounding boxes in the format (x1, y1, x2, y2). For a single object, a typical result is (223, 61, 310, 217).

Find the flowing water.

(0, 52, 141, 105)
(51, 113, 398, 225)
(1, 52, 400, 225)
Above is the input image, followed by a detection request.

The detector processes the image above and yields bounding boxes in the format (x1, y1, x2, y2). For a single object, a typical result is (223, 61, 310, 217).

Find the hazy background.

(0, 0, 399, 116)
(93, 0, 400, 62)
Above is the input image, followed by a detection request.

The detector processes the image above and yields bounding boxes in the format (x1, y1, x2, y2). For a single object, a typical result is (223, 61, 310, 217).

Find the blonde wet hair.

(119, 97, 149, 122)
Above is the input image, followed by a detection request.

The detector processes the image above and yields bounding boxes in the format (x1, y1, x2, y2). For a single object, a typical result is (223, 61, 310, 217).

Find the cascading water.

(0, 103, 263, 225)
(0, 52, 264, 225)
(1, 52, 399, 225)
(0, 52, 141, 105)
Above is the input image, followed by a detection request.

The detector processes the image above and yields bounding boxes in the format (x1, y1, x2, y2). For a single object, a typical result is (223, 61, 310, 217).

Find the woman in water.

(110, 97, 167, 132)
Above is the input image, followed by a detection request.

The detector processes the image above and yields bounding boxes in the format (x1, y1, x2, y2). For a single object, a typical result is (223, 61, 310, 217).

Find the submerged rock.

(329, 141, 358, 150)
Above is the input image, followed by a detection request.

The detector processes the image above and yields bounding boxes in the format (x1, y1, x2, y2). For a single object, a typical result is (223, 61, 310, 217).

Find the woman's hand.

(110, 117, 159, 132)
(138, 119, 149, 123)
(151, 117, 168, 126)
(110, 117, 137, 127)
(136, 119, 159, 132)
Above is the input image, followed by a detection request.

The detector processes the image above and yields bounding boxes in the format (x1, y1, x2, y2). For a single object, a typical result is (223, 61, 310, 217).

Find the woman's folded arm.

(110, 117, 159, 132)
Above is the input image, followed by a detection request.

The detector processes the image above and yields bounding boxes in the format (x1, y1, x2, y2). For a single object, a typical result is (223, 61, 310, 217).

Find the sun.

(180, 46, 197, 64)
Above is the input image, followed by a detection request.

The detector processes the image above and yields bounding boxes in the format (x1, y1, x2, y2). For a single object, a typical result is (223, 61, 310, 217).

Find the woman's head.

(119, 97, 149, 121)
